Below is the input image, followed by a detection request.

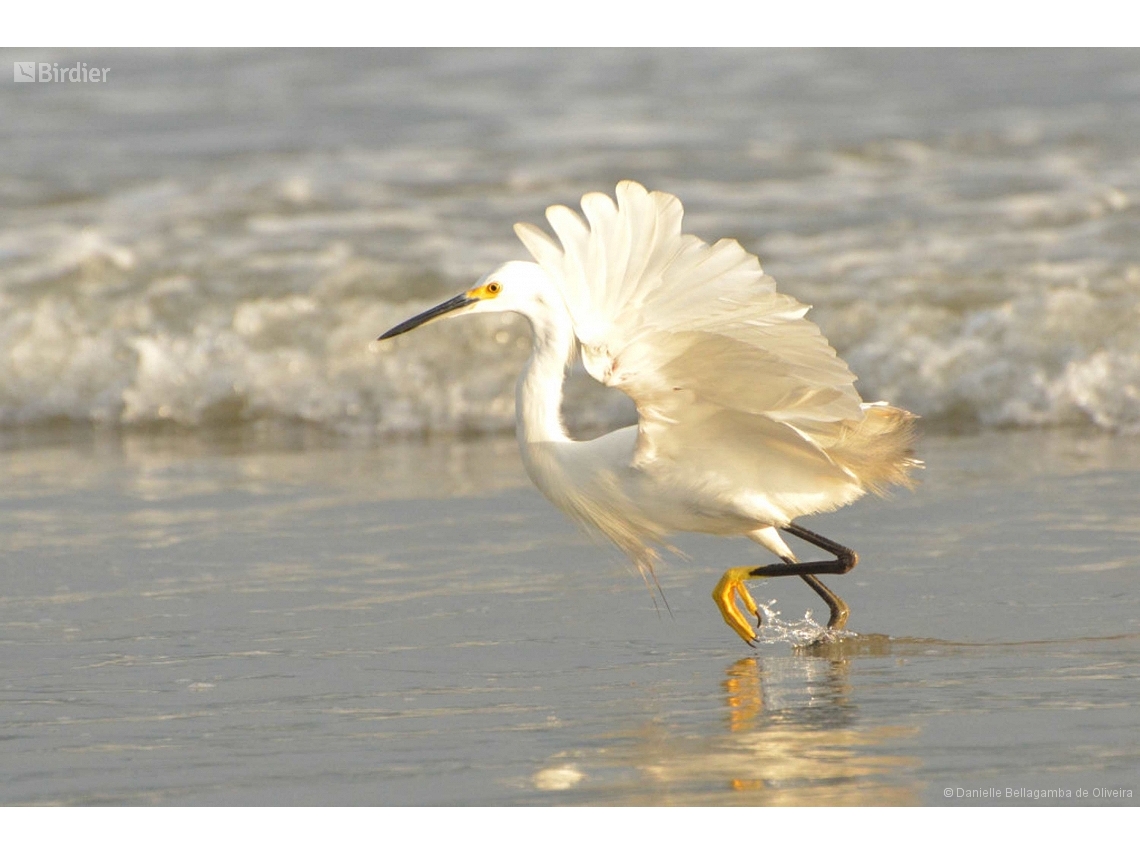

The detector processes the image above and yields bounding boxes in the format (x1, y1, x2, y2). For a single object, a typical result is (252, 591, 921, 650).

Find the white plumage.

(379, 181, 919, 644)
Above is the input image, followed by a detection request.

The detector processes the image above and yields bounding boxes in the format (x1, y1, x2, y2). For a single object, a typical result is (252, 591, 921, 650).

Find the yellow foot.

(713, 566, 762, 645)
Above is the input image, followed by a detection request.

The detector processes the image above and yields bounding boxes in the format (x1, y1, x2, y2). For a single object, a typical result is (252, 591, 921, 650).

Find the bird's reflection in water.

(713, 651, 918, 804)
(534, 641, 920, 805)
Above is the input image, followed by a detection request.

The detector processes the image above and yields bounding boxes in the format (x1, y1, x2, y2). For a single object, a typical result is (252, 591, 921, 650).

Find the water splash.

(754, 600, 858, 648)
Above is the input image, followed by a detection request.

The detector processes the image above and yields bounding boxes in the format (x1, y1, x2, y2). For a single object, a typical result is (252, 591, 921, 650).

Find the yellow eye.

(486, 282, 501, 295)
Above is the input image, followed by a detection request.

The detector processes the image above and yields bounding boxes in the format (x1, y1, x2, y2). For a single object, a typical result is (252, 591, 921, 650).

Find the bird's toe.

(713, 566, 761, 645)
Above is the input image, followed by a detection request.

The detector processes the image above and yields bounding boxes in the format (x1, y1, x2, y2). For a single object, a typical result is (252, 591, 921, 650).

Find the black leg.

(783, 523, 858, 574)
(745, 523, 858, 578)
(745, 523, 858, 629)
(799, 573, 850, 630)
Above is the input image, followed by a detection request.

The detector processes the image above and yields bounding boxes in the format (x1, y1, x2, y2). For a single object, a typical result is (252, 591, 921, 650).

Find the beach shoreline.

(2, 426, 1137, 805)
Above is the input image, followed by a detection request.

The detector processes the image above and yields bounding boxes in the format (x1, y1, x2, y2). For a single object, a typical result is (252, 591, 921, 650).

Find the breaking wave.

(3, 49, 1138, 436)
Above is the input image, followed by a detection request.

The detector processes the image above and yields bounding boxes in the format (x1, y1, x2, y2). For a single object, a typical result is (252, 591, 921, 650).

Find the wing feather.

(515, 181, 918, 502)
(514, 221, 563, 271)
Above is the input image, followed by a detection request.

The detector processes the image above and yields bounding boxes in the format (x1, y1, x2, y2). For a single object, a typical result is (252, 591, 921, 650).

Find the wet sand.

(1, 428, 1138, 805)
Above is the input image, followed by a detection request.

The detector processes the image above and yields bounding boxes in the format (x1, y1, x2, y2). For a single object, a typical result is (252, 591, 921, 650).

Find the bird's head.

(378, 260, 558, 341)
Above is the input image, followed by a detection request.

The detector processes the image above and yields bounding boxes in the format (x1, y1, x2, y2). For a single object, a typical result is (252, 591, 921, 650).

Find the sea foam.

(3, 50, 1138, 436)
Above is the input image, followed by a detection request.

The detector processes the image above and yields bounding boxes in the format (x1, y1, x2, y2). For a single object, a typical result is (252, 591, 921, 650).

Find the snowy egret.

(379, 181, 919, 645)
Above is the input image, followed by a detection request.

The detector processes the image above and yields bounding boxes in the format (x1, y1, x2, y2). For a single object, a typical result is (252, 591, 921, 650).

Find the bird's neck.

(516, 296, 575, 445)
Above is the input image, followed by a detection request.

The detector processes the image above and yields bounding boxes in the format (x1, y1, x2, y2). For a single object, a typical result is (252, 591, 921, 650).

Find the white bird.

(379, 181, 919, 645)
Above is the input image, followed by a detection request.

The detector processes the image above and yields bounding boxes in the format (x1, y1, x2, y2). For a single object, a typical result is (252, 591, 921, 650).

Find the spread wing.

(513, 182, 912, 515)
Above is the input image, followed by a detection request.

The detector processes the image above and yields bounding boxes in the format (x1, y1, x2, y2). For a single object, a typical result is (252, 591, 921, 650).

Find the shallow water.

(1, 429, 1137, 805)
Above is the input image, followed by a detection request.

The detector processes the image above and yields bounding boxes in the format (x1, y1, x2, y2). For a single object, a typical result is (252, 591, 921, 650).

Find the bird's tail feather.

(828, 404, 922, 496)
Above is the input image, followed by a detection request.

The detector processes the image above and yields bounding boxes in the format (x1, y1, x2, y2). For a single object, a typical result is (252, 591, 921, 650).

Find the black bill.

(378, 293, 477, 340)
